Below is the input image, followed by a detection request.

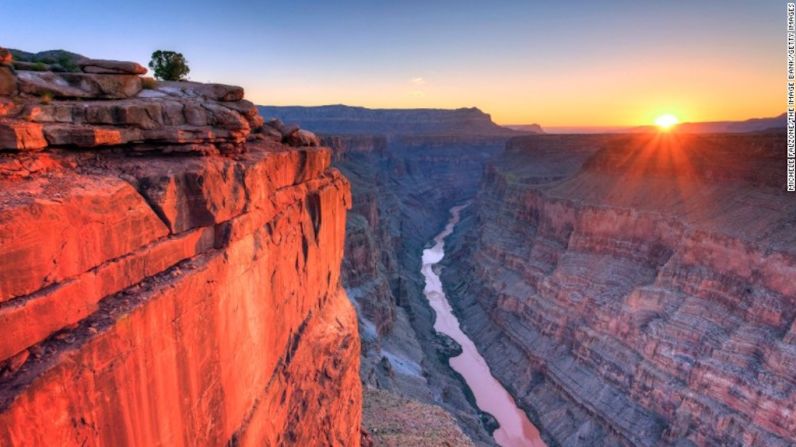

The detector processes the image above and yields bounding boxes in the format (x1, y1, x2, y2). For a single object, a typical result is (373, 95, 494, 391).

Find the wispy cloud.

(408, 77, 427, 97)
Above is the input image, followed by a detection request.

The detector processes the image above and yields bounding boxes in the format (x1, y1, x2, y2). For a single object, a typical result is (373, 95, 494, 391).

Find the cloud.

(410, 77, 426, 86)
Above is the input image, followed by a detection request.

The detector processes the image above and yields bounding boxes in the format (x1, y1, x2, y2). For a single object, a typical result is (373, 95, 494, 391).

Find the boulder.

(146, 81, 244, 102)
(43, 124, 131, 147)
(79, 59, 147, 75)
(258, 123, 283, 141)
(0, 66, 16, 96)
(0, 48, 11, 65)
(265, 118, 298, 137)
(284, 129, 321, 147)
(0, 99, 17, 118)
(16, 71, 142, 99)
(0, 121, 47, 150)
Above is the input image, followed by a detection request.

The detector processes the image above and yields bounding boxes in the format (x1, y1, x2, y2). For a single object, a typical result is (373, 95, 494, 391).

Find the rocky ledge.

(0, 48, 320, 156)
(0, 50, 360, 446)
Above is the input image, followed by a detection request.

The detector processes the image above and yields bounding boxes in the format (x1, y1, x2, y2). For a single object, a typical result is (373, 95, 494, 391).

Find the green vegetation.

(56, 55, 79, 72)
(10, 49, 83, 72)
(148, 50, 190, 81)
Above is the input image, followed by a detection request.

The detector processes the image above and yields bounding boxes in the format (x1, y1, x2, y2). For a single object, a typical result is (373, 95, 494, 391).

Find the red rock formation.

(443, 133, 796, 446)
(0, 52, 360, 446)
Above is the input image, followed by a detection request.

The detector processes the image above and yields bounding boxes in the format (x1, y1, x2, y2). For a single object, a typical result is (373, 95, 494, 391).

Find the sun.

(654, 114, 679, 131)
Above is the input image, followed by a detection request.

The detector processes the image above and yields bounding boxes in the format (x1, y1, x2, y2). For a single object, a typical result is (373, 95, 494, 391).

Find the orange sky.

(5, 1, 783, 127)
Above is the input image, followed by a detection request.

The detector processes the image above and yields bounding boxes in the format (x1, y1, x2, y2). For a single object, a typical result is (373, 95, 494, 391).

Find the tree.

(148, 50, 190, 81)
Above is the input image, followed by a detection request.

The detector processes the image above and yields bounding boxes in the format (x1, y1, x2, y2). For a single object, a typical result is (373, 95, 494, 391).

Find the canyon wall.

(259, 104, 522, 136)
(0, 54, 361, 446)
(320, 129, 511, 444)
(442, 133, 796, 446)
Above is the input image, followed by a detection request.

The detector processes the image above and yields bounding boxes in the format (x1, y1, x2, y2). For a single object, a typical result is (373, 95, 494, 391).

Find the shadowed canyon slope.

(0, 52, 361, 446)
(259, 104, 527, 137)
(442, 133, 796, 446)
(268, 104, 528, 444)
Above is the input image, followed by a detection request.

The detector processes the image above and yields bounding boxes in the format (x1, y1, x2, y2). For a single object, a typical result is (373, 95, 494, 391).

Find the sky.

(1, 0, 784, 126)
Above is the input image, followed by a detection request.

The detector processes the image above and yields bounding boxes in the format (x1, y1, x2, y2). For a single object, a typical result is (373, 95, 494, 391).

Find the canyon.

(263, 105, 531, 444)
(265, 105, 795, 447)
(1, 45, 793, 447)
(442, 133, 796, 446)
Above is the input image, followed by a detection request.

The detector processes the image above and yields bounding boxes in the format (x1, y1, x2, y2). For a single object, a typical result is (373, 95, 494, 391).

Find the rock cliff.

(0, 52, 361, 446)
(324, 130, 509, 445)
(442, 133, 796, 446)
(259, 104, 520, 136)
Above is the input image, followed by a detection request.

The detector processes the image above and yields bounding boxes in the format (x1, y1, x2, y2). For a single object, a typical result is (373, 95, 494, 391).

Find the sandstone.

(441, 133, 796, 447)
(1, 350, 29, 377)
(131, 156, 247, 233)
(266, 118, 298, 137)
(0, 132, 358, 447)
(0, 175, 169, 301)
(145, 80, 244, 102)
(16, 71, 142, 99)
(43, 124, 129, 147)
(0, 48, 11, 65)
(10, 97, 257, 152)
(0, 121, 47, 150)
(0, 50, 362, 447)
(0, 67, 16, 96)
(284, 128, 321, 147)
(78, 58, 147, 75)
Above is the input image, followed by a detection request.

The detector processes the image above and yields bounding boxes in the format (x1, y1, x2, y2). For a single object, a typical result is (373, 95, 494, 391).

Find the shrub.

(31, 62, 47, 72)
(148, 50, 190, 81)
(57, 55, 79, 73)
(141, 77, 158, 89)
(39, 92, 53, 105)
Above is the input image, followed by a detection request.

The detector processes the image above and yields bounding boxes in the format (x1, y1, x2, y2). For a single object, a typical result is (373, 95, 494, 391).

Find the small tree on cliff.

(148, 50, 190, 81)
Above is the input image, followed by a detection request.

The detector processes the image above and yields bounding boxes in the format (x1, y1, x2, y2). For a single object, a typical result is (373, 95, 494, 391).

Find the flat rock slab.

(16, 71, 142, 99)
(0, 67, 16, 96)
(141, 80, 243, 102)
(0, 121, 46, 151)
(78, 59, 147, 75)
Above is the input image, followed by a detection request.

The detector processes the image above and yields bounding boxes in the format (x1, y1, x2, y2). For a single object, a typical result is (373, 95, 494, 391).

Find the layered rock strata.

(259, 104, 521, 136)
(443, 133, 796, 446)
(325, 133, 509, 445)
(0, 53, 360, 446)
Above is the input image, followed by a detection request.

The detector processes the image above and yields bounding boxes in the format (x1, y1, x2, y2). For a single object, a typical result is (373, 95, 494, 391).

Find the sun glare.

(654, 114, 679, 130)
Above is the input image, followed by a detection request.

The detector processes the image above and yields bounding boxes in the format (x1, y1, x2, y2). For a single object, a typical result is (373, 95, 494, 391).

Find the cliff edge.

(0, 50, 361, 446)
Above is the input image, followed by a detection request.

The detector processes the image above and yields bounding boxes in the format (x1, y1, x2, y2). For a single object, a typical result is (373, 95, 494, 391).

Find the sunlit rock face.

(442, 133, 796, 446)
(0, 52, 360, 447)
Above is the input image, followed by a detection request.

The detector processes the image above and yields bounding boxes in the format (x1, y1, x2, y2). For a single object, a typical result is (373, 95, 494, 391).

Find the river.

(421, 204, 545, 447)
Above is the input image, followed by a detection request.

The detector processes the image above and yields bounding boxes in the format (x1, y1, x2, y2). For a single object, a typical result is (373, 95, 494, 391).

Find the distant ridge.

(506, 123, 545, 134)
(257, 104, 532, 136)
(634, 113, 786, 134)
(537, 114, 785, 134)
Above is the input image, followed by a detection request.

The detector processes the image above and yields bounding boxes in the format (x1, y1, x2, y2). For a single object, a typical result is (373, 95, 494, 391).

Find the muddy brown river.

(421, 204, 545, 447)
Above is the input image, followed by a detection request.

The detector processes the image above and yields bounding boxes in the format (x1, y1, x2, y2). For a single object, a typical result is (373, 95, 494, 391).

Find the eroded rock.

(0, 67, 16, 96)
(16, 71, 142, 99)
(78, 58, 147, 75)
(0, 121, 47, 150)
